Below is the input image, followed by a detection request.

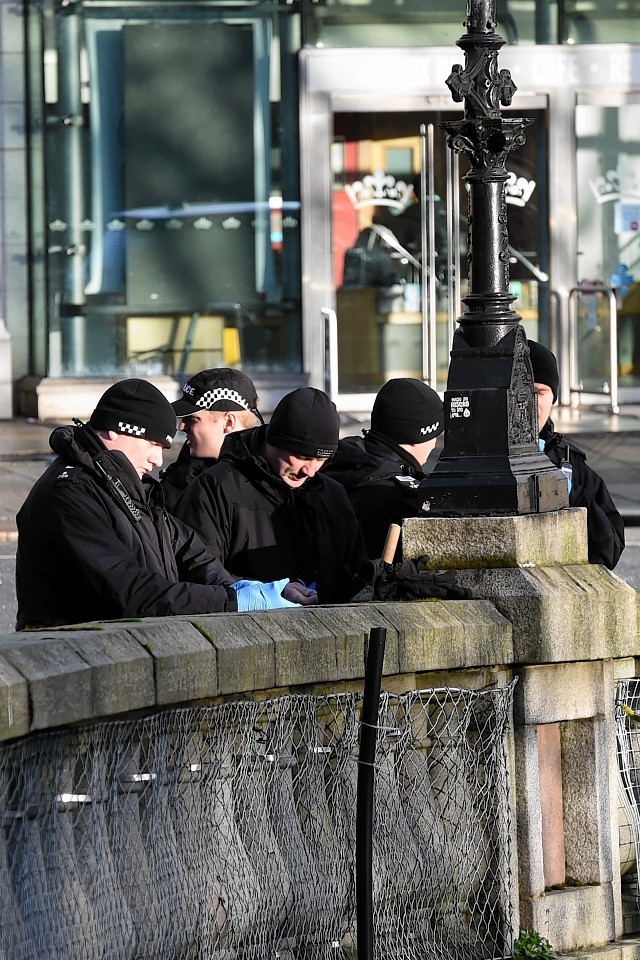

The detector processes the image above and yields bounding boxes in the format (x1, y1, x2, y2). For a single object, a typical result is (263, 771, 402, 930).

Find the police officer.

(160, 367, 262, 511)
(175, 387, 368, 603)
(529, 339, 625, 569)
(16, 379, 315, 629)
(322, 378, 444, 561)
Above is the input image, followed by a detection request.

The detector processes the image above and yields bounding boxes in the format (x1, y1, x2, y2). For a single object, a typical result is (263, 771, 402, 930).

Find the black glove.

(363, 555, 472, 602)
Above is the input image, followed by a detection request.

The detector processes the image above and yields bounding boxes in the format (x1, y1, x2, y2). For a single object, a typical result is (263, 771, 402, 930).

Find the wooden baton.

(381, 523, 401, 564)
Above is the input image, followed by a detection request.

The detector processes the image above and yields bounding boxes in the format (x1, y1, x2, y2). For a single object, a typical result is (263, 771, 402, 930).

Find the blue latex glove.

(232, 578, 300, 612)
(538, 438, 572, 493)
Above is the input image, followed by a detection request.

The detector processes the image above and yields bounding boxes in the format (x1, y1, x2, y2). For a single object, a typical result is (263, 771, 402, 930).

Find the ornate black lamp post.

(420, 0, 569, 515)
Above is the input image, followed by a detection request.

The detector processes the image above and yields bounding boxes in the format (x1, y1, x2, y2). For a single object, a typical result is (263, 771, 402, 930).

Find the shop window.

(562, 0, 640, 44)
(576, 101, 640, 388)
(31, 1, 301, 378)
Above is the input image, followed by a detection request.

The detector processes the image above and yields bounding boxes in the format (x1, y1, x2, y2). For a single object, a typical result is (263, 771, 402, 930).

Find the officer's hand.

(283, 581, 318, 605)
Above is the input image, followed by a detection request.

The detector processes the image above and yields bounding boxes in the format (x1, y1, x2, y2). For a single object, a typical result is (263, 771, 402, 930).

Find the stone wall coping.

(402, 508, 589, 568)
(1, 578, 638, 743)
(0, 599, 512, 742)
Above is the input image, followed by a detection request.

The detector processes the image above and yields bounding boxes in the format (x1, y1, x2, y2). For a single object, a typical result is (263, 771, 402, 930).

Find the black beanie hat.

(89, 379, 176, 449)
(371, 378, 444, 443)
(527, 340, 559, 402)
(266, 387, 340, 458)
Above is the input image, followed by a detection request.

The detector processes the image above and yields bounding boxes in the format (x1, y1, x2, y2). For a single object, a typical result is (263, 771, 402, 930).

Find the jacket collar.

(364, 429, 425, 472)
(50, 421, 149, 506)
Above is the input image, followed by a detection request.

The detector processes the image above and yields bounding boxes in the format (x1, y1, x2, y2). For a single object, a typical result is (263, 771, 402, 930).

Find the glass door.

(331, 111, 462, 399)
(574, 96, 640, 403)
(329, 106, 550, 405)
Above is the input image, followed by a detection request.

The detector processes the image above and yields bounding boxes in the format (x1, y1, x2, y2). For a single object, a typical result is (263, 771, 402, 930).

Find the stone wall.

(1, 506, 639, 957)
(0, 600, 512, 740)
(402, 508, 639, 955)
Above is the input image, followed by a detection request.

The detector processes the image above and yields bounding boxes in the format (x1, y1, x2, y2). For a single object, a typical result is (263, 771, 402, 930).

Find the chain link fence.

(0, 684, 516, 960)
(616, 679, 640, 894)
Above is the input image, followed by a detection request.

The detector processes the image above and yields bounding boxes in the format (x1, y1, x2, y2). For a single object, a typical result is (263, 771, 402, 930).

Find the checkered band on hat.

(196, 388, 251, 411)
(89, 379, 176, 448)
(172, 368, 259, 419)
(117, 421, 147, 438)
(371, 378, 444, 444)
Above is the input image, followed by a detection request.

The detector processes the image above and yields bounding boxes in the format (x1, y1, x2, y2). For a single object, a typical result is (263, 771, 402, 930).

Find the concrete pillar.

(537, 722, 565, 887)
(401, 508, 638, 954)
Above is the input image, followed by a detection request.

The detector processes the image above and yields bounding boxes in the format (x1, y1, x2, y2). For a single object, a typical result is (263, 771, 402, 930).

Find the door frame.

(299, 43, 640, 409)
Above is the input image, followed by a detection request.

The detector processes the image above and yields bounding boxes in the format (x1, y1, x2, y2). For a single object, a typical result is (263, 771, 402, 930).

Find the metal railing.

(568, 284, 619, 414)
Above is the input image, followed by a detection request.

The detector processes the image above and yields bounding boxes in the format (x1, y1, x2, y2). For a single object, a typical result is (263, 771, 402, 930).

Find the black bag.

(342, 227, 400, 288)
(363, 555, 472, 602)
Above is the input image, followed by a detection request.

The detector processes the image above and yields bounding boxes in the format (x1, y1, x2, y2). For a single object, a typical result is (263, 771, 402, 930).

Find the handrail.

(420, 123, 438, 389)
(508, 245, 549, 283)
(322, 307, 339, 403)
(446, 147, 461, 352)
(568, 284, 619, 415)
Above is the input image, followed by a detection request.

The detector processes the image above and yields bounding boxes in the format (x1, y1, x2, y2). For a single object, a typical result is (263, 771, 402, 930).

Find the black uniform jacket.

(540, 420, 625, 570)
(15, 423, 237, 630)
(321, 430, 429, 561)
(174, 425, 368, 603)
(159, 440, 216, 512)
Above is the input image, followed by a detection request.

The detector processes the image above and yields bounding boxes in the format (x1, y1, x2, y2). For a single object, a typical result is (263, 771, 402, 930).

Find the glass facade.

(304, 1, 541, 47)
(562, 0, 640, 44)
(21, 0, 640, 403)
(328, 106, 548, 395)
(304, 0, 638, 48)
(575, 100, 640, 390)
(27, 0, 301, 379)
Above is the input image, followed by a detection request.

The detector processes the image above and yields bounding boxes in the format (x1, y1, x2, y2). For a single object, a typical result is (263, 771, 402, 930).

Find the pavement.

(0, 403, 639, 541)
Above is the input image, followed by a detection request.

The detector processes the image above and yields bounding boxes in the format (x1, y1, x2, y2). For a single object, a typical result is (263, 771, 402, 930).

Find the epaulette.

(392, 474, 422, 490)
(55, 464, 77, 482)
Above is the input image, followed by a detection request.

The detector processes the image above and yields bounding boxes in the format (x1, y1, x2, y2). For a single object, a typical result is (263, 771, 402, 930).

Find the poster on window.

(615, 204, 640, 234)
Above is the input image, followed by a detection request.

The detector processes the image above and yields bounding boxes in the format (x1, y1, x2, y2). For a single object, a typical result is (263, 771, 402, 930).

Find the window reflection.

(576, 103, 640, 388)
(41, 2, 301, 378)
(563, 0, 639, 43)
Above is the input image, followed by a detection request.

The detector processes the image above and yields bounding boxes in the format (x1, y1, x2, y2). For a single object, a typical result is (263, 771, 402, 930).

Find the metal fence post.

(356, 626, 387, 960)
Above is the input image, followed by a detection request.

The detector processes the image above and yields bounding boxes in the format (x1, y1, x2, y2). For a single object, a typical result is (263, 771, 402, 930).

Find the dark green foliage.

(513, 929, 557, 959)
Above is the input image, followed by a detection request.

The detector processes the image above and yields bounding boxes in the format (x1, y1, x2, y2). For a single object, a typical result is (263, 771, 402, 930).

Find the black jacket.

(174, 425, 368, 603)
(159, 440, 217, 512)
(15, 423, 237, 629)
(540, 420, 625, 570)
(321, 430, 429, 560)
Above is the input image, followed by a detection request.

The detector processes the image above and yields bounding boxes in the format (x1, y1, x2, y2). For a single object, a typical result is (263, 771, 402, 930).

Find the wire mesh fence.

(616, 678, 640, 898)
(0, 684, 516, 960)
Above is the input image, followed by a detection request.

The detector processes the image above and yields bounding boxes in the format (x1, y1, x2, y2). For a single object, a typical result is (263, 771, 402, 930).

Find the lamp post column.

(420, 0, 568, 516)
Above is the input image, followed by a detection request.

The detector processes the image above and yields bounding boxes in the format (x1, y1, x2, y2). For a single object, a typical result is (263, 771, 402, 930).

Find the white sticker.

(450, 395, 471, 419)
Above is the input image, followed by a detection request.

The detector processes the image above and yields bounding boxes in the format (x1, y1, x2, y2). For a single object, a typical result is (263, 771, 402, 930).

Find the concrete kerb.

(555, 939, 640, 959)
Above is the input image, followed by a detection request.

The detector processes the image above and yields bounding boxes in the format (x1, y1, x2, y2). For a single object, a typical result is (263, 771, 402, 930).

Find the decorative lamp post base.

(421, 325, 569, 516)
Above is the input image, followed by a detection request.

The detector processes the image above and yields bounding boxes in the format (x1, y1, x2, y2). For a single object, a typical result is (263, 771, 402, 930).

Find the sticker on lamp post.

(449, 395, 471, 419)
